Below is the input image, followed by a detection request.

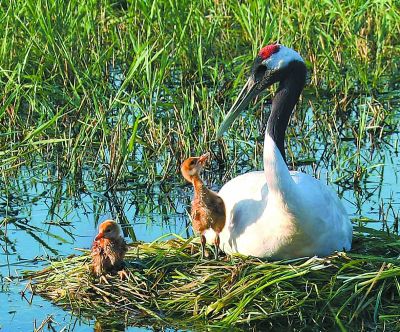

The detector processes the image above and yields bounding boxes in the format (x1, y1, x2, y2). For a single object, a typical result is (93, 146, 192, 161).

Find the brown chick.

(181, 152, 226, 259)
(91, 220, 128, 282)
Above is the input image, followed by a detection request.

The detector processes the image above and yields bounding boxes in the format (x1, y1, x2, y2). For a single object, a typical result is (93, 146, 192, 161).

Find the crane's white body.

(212, 135, 352, 258)
(208, 45, 353, 258)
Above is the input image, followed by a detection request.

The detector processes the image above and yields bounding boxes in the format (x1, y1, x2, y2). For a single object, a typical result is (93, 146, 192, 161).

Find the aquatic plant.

(0, 0, 399, 188)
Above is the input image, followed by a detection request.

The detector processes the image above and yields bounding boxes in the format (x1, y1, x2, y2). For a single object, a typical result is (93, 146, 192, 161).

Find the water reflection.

(0, 94, 399, 331)
(0, 173, 190, 331)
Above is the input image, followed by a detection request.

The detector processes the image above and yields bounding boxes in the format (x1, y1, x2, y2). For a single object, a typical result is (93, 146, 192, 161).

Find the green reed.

(0, 0, 398, 187)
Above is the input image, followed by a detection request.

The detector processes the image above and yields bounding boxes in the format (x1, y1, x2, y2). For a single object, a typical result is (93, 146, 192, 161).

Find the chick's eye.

(106, 229, 111, 232)
(190, 160, 195, 166)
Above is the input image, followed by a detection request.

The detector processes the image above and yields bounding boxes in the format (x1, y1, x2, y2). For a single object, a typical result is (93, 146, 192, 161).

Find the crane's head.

(95, 220, 122, 241)
(181, 152, 210, 183)
(217, 44, 304, 137)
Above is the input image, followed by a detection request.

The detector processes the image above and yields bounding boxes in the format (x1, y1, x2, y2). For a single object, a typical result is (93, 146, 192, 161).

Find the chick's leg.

(99, 275, 110, 284)
(201, 234, 206, 260)
(214, 233, 220, 260)
(118, 269, 129, 280)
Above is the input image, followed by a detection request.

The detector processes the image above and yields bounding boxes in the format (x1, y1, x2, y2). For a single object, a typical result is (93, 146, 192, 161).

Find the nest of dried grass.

(26, 231, 400, 331)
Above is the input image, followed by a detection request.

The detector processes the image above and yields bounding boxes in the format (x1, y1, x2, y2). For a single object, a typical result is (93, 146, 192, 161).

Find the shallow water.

(1, 93, 399, 331)
(0, 177, 190, 331)
(2, 151, 399, 331)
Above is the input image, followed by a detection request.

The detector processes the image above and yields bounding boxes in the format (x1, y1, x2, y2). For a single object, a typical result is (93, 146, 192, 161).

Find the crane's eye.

(254, 64, 267, 82)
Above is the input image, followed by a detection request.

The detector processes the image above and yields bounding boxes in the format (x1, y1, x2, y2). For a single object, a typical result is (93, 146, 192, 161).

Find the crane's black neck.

(266, 61, 307, 164)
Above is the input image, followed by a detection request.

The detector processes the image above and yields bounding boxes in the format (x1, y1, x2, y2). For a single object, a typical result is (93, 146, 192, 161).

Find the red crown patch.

(258, 44, 280, 60)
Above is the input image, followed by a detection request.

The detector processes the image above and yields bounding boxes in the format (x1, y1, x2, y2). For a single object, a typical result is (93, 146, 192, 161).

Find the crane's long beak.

(217, 77, 260, 138)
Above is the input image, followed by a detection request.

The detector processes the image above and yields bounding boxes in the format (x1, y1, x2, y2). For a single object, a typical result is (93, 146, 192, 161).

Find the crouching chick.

(91, 220, 128, 282)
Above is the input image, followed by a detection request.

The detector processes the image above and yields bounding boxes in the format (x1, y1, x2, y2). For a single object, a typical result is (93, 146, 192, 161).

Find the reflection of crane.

(217, 44, 352, 258)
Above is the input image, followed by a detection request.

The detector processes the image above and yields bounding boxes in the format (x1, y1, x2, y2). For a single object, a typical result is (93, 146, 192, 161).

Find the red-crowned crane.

(216, 44, 352, 258)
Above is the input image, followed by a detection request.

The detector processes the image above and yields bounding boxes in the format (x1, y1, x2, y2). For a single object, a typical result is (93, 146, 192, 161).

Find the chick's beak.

(95, 232, 104, 241)
(197, 152, 210, 166)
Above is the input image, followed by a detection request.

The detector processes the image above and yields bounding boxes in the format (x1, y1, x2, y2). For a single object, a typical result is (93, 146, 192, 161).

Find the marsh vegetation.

(1, 0, 399, 330)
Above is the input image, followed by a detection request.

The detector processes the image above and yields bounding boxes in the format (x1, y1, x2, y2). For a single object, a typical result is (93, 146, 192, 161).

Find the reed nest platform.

(26, 231, 400, 331)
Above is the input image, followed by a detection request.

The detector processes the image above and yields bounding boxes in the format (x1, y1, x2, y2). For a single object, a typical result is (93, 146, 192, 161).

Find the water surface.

(1, 92, 399, 331)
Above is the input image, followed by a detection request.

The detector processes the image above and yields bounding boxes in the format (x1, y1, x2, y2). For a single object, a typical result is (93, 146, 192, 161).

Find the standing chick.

(91, 220, 128, 282)
(181, 152, 226, 259)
